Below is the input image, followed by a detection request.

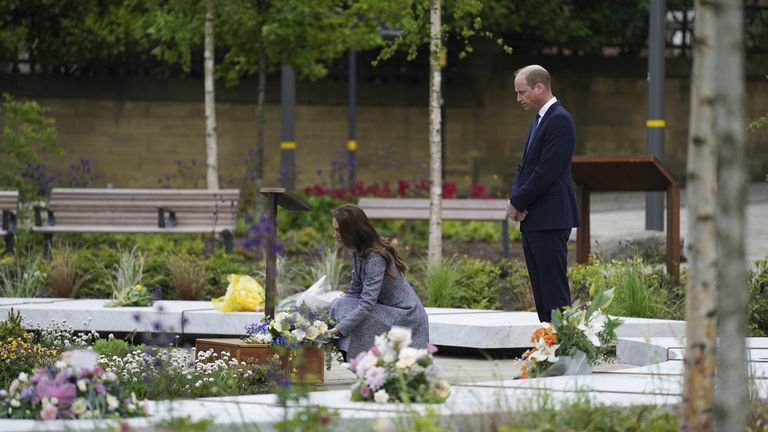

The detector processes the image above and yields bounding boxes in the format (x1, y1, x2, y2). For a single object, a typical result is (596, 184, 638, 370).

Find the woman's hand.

(327, 328, 341, 337)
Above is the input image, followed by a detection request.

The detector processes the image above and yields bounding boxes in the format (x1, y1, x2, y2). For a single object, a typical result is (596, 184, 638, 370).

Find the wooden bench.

(0, 191, 19, 254)
(357, 197, 512, 257)
(33, 188, 240, 255)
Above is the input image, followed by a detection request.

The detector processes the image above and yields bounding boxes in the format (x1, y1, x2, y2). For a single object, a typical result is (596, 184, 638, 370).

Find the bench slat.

(33, 226, 232, 234)
(358, 198, 508, 221)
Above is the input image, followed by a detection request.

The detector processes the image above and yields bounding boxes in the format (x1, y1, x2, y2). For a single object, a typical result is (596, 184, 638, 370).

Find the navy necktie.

(525, 114, 541, 155)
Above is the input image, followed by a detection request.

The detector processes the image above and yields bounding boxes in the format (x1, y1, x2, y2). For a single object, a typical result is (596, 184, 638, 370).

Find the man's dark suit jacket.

(510, 101, 580, 232)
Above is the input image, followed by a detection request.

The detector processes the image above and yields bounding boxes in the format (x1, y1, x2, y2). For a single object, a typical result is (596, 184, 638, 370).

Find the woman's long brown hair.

(333, 203, 407, 277)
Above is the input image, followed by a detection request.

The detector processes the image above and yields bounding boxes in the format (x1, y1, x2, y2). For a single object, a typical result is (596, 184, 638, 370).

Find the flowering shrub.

(0, 362, 149, 420)
(521, 289, 623, 379)
(33, 318, 99, 352)
(0, 335, 60, 389)
(98, 347, 269, 399)
(348, 327, 450, 404)
(303, 179, 497, 200)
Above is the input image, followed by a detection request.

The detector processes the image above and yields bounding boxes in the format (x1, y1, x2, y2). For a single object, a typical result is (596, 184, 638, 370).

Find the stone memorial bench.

(357, 197, 512, 257)
(33, 188, 239, 254)
(0, 191, 19, 254)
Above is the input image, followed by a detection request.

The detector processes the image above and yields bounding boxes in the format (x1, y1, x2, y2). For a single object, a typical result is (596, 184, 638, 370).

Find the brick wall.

(2, 54, 767, 195)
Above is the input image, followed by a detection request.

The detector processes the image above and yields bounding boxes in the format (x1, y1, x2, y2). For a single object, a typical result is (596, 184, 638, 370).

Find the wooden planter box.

(195, 338, 325, 384)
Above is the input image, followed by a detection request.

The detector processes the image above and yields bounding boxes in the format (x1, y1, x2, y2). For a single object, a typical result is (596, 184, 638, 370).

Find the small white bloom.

(77, 380, 87, 392)
(313, 320, 328, 333)
(106, 395, 119, 411)
(305, 326, 320, 341)
(10, 399, 20, 408)
(373, 389, 390, 404)
(292, 328, 307, 341)
(17, 372, 28, 382)
(388, 327, 412, 348)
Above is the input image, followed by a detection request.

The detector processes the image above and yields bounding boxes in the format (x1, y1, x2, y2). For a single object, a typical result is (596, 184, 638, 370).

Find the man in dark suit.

(507, 65, 580, 323)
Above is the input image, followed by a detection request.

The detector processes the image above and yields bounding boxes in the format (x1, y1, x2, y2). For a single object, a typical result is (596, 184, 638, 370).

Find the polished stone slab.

(618, 336, 768, 366)
(1, 299, 686, 350)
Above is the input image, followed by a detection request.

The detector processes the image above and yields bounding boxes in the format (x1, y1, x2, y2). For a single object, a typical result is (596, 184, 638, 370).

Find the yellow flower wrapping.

(211, 274, 265, 312)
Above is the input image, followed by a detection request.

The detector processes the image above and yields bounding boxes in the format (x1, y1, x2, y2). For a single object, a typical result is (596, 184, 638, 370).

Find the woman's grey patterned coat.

(329, 252, 429, 359)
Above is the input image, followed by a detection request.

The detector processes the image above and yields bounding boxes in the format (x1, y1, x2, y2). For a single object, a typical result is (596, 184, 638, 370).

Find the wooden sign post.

(259, 188, 311, 318)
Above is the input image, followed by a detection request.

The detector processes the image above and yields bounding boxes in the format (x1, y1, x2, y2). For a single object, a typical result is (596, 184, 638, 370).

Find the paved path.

(586, 190, 768, 266)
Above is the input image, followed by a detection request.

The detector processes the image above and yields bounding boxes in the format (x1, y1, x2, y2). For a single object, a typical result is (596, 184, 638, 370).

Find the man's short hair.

(515, 65, 551, 90)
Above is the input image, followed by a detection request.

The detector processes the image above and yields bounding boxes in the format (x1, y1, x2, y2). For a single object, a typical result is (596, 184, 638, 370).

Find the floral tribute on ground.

(0, 359, 149, 420)
(242, 306, 341, 369)
(520, 288, 623, 379)
(348, 327, 450, 404)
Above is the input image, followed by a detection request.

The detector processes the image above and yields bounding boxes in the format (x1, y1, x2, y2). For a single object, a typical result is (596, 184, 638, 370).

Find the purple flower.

(427, 344, 438, 354)
(94, 382, 106, 395)
(359, 385, 371, 398)
(364, 367, 387, 391)
(20, 386, 33, 400)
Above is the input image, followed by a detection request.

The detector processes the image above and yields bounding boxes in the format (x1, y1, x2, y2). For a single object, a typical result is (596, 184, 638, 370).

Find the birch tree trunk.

(253, 11, 267, 216)
(681, 0, 717, 430)
(204, 0, 219, 190)
(427, 0, 442, 268)
(713, 0, 749, 430)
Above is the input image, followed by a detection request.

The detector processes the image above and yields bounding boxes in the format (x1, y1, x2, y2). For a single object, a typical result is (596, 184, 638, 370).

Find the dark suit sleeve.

(510, 113, 575, 211)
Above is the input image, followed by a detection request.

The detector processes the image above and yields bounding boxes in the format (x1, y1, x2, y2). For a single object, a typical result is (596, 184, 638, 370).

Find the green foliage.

(0, 94, 60, 200)
(153, 415, 214, 432)
(455, 258, 502, 309)
(499, 393, 678, 432)
(74, 246, 121, 299)
(497, 258, 533, 311)
(167, 253, 206, 300)
(0, 308, 27, 342)
(421, 259, 461, 308)
(415, 256, 503, 310)
(0, 252, 47, 298)
(567, 257, 682, 320)
(92, 338, 146, 359)
(47, 242, 90, 298)
(104, 247, 152, 307)
(308, 243, 346, 291)
(748, 257, 768, 336)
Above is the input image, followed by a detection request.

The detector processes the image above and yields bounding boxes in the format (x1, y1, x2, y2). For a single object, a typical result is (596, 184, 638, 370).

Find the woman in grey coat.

(327, 204, 429, 360)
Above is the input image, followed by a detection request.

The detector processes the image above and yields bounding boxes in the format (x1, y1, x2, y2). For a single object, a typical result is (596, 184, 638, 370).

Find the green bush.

(455, 258, 502, 310)
(496, 259, 533, 311)
(0, 309, 28, 342)
(0, 93, 61, 200)
(567, 257, 683, 320)
(419, 259, 461, 308)
(749, 257, 768, 336)
(443, 220, 521, 243)
(75, 245, 121, 299)
(93, 338, 147, 358)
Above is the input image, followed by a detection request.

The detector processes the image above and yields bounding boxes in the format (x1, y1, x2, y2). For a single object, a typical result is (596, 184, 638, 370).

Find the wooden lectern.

(259, 188, 311, 318)
(571, 156, 680, 284)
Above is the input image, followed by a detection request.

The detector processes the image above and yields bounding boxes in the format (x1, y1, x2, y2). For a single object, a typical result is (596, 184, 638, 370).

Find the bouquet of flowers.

(242, 306, 340, 368)
(520, 288, 623, 379)
(0, 361, 149, 420)
(348, 327, 450, 404)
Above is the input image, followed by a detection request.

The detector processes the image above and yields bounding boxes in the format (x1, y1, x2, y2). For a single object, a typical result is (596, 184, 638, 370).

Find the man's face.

(514, 74, 541, 112)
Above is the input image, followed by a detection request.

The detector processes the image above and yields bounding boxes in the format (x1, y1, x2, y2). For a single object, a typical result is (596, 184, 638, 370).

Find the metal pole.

(646, 0, 666, 231)
(280, 65, 296, 190)
(347, 49, 357, 190)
